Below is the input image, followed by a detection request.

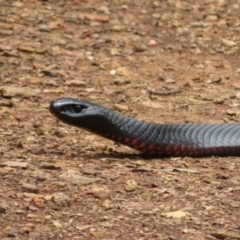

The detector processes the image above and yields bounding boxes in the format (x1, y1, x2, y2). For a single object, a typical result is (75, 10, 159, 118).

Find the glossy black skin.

(49, 98, 240, 157)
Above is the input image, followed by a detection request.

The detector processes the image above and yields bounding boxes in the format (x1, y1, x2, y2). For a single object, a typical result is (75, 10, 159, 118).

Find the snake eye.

(72, 104, 87, 113)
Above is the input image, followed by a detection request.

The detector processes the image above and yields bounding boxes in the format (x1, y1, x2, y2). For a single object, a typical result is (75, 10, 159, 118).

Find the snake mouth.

(49, 101, 58, 117)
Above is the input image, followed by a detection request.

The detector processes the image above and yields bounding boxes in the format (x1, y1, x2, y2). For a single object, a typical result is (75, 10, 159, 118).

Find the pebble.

(90, 187, 111, 199)
(116, 66, 129, 76)
(98, 6, 110, 14)
(52, 221, 63, 229)
(148, 39, 157, 46)
(30, 146, 46, 155)
(124, 180, 137, 192)
(12, 2, 24, 7)
(22, 183, 39, 193)
(94, 15, 109, 23)
(102, 199, 113, 210)
(8, 228, 17, 237)
(205, 14, 218, 21)
(82, 166, 101, 175)
(214, 98, 225, 105)
(222, 38, 237, 47)
(89, 228, 104, 238)
(158, 74, 165, 81)
(39, 162, 61, 170)
(120, 4, 128, 10)
(0, 161, 28, 168)
(109, 69, 117, 75)
(113, 78, 131, 85)
(40, 69, 56, 77)
(113, 104, 129, 112)
(53, 129, 66, 138)
(165, 78, 175, 84)
(44, 195, 53, 201)
(59, 172, 100, 185)
(0, 86, 41, 98)
(133, 44, 147, 52)
(38, 25, 51, 32)
(64, 79, 86, 87)
(226, 110, 237, 116)
(75, 51, 84, 60)
(52, 192, 71, 207)
(0, 200, 7, 213)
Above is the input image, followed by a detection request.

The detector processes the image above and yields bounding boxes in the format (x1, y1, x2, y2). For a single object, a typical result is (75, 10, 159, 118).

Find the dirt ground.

(0, 0, 240, 239)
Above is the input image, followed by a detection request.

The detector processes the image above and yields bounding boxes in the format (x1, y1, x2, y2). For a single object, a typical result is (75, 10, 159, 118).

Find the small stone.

(23, 192, 42, 198)
(22, 183, 39, 193)
(44, 195, 53, 201)
(59, 172, 100, 185)
(8, 228, 17, 237)
(222, 38, 237, 47)
(0, 86, 41, 98)
(226, 110, 237, 116)
(21, 227, 32, 234)
(206, 77, 222, 84)
(38, 25, 51, 32)
(111, 25, 124, 31)
(205, 14, 218, 21)
(90, 187, 111, 199)
(214, 98, 225, 105)
(75, 51, 84, 60)
(30, 146, 46, 155)
(165, 78, 175, 84)
(94, 15, 109, 23)
(0, 161, 28, 168)
(113, 104, 129, 112)
(52, 221, 63, 228)
(195, 63, 204, 69)
(98, 6, 110, 14)
(0, 200, 8, 213)
(163, 209, 191, 218)
(40, 69, 56, 77)
(52, 192, 71, 207)
(158, 74, 165, 81)
(64, 79, 86, 87)
(148, 39, 157, 46)
(232, 83, 240, 90)
(39, 162, 61, 170)
(89, 228, 104, 238)
(124, 180, 137, 192)
(191, 21, 205, 27)
(109, 69, 116, 75)
(12, 2, 24, 7)
(116, 67, 129, 76)
(113, 78, 131, 85)
(121, 4, 128, 10)
(53, 129, 66, 138)
(133, 44, 147, 52)
(236, 93, 240, 100)
(102, 199, 113, 210)
(82, 166, 101, 175)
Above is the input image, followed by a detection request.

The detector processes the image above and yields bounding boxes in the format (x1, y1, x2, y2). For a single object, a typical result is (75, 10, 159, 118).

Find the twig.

(148, 88, 182, 96)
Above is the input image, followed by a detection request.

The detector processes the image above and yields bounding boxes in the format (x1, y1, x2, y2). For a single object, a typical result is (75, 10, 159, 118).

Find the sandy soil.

(0, 0, 240, 239)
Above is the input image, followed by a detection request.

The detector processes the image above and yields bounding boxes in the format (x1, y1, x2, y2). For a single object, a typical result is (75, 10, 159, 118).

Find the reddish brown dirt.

(0, 0, 240, 239)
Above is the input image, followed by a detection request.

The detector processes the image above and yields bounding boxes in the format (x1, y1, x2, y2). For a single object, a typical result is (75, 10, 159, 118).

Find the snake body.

(49, 98, 240, 157)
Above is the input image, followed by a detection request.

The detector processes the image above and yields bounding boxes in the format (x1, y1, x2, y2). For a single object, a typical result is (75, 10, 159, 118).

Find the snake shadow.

(78, 150, 167, 161)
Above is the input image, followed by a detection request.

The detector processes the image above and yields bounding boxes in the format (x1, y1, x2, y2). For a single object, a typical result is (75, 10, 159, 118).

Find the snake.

(49, 97, 240, 157)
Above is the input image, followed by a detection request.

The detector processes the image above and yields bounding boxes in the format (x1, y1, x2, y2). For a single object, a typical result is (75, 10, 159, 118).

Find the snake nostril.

(60, 106, 68, 113)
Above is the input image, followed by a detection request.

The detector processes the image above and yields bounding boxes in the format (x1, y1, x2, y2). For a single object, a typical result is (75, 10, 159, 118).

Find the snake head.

(49, 98, 111, 133)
